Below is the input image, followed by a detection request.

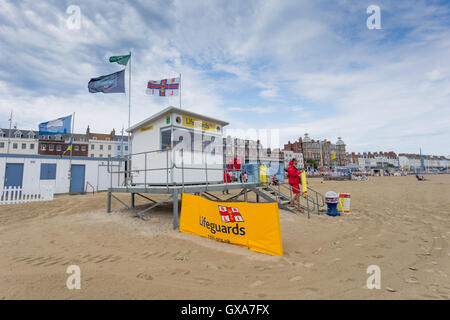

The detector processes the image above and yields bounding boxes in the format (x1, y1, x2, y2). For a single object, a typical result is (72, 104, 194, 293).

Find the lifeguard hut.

(106, 107, 325, 229)
(126, 106, 228, 185)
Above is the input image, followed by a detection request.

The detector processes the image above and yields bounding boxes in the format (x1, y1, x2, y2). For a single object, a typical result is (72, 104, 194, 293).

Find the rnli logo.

(218, 206, 244, 223)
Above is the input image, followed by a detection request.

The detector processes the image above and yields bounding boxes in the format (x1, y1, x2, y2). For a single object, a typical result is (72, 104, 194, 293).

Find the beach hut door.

(70, 164, 85, 193)
(4, 163, 24, 188)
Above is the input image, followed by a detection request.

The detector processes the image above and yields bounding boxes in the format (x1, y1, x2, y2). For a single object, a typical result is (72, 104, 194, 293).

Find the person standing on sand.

(223, 170, 231, 194)
(287, 158, 304, 212)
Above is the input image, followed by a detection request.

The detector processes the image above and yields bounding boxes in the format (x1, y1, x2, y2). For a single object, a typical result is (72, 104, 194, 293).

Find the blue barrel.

(325, 191, 340, 216)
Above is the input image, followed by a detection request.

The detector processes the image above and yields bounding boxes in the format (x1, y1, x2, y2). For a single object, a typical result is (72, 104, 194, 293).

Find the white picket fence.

(0, 186, 54, 205)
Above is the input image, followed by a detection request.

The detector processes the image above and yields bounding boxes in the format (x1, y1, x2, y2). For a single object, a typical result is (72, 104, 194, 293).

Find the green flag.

(109, 54, 131, 66)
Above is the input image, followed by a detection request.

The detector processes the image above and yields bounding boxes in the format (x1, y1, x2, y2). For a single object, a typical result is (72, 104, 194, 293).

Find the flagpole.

(128, 51, 131, 155)
(179, 73, 182, 109)
(6, 110, 12, 164)
(69, 112, 75, 187)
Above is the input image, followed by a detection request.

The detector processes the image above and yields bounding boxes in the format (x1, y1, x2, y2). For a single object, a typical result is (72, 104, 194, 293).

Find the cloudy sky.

(0, 0, 449, 155)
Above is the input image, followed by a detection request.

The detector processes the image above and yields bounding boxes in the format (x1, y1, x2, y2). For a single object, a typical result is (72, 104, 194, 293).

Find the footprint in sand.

(249, 280, 264, 288)
(175, 254, 188, 261)
(195, 278, 213, 285)
(303, 287, 319, 293)
(136, 273, 153, 281)
(170, 268, 191, 276)
(255, 265, 272, 271)
(289, 275, 303, 282)
(405, 277, 419, 284)
(297, 262, 314, 268)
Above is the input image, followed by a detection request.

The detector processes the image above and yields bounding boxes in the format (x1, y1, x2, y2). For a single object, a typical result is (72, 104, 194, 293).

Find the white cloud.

(0, 0, 449, 155)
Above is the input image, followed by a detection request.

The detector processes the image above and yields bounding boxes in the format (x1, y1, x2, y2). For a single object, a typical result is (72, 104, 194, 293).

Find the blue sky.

(0, 0, 449, 155)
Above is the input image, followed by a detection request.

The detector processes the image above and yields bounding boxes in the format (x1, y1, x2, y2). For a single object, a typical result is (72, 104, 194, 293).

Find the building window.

(22, 143, 26, 149)
(91, 144, 95, 150)
(161, 129, 171, 150)
(93, 137, 97, 140)
(57, 145, 62, 151)
(0, 142, 4, 148)
(117, 145, 121, 151)
(81, 146, 86, 151)
(108, 145, 111, 151)
(91, 154, 94, 158)
(49, 144, 54, 151)
(106, 138, 110, 141)
(30, 143, 34, 150)
(40, 163, 57, 180)
(100, 145, 103, 150)
(125, 146, 128, 151)
(13, 143, 18, 149)
(41, 144, 46, 151)
(99, 154, 103, 158)
(74, 145, 79, 151)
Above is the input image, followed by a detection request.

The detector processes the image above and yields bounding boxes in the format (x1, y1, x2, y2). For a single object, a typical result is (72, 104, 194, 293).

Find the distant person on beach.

(415, 174, 427, 181)
(287, 158, 304, 212)
(223, 170, 231, 194)
(272, 176, 279, 186)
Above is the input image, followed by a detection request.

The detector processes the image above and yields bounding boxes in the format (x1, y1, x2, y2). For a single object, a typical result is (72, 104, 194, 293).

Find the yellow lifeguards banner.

(301, 170, 307, 194)
(180, 194, 283, 256)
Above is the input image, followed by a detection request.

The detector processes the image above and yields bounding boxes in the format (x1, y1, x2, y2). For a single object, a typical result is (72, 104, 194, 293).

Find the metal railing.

(106, 148, 326, 216)
(85, 181, 95, 195)
(259, 174, 325, 217)
(107, 149, 261, 193)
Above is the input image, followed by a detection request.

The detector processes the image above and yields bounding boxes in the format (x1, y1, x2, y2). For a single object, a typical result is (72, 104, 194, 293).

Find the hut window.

(40, 163, 56, 180)
(161, 129, 172, 150)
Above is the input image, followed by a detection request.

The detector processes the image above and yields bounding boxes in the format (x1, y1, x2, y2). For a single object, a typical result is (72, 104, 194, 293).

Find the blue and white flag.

(39, 115, 72, 135)
(88, 69, 125, 93)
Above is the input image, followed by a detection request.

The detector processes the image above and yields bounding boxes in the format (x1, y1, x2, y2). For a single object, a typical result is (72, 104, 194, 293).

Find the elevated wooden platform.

(107, 182, 260, 229)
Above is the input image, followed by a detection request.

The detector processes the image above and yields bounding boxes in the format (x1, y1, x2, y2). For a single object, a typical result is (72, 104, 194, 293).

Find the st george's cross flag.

(146, 77, 180, 97)
(88, 70, 125, 93)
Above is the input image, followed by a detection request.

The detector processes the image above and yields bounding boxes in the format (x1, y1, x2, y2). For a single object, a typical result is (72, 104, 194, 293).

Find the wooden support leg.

(107, 191, 112, 213)
(173, 189, 179, 230)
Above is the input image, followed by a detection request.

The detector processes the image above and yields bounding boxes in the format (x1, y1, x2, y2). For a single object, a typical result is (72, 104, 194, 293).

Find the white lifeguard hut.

(126, 106, 228, 185)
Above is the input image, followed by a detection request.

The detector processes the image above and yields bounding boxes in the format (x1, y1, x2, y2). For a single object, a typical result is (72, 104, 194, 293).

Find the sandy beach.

(0, 174, 449, 300)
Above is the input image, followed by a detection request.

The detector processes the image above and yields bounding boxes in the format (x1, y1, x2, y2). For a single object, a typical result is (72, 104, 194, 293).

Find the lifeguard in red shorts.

(287, 158, 304, 212)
